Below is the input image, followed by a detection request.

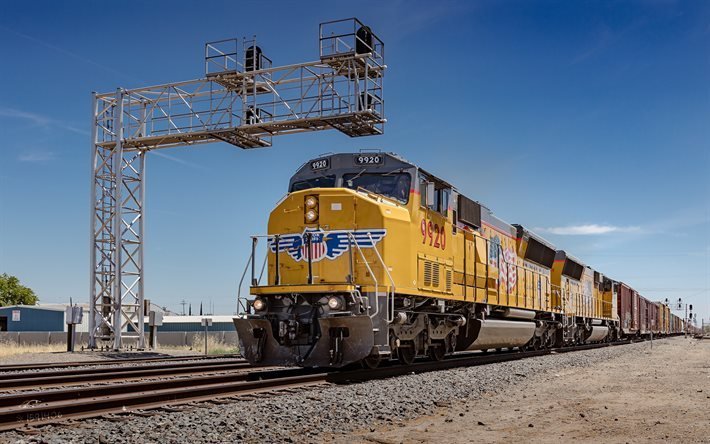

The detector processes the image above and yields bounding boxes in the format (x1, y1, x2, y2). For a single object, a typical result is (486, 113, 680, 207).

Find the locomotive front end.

(234, 153, 413, 367)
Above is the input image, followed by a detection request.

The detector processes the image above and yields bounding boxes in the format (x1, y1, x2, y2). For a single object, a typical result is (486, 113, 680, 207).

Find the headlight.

(304, 195, 319, 223)
(305, 209, 318, 223)
(327, 296, 344, 310)
(252, 298, 267, 311)
(305, 195, 318, 209)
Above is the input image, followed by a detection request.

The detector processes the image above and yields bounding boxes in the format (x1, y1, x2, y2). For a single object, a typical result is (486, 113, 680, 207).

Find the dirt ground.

(348, 337, 710, 444)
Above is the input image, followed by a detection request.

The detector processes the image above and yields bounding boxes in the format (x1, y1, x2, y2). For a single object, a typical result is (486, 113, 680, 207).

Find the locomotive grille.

(432, 263, 440, 287)
(445, 269, 452, 292)
(424, 261, 433, 286)
(423, 261, 441, 288)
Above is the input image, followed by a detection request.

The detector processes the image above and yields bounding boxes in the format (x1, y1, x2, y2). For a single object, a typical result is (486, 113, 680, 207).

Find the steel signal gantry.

(89, 18, 386, 349)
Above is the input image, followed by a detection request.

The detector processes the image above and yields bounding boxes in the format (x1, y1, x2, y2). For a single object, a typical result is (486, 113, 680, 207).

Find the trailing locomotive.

(233, 152, 684, 368)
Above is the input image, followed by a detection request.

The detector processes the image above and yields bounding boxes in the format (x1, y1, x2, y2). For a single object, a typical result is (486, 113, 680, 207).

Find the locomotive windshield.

(343, 172, 411, 203)
(290, 175, 336, 192)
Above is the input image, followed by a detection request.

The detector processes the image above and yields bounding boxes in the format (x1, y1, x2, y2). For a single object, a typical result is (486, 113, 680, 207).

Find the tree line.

(0, 274, 38, 306)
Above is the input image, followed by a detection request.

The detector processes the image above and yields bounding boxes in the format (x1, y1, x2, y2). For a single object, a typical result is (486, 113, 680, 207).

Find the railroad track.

(0, 354, 241, 373)
(0, 358, 251, 390)
(0, 340, 636, 433)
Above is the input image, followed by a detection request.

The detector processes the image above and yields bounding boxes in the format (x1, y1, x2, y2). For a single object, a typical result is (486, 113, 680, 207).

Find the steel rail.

(0, 367, 316, 410)
(0, 340, 638, 432)
(0, 372, 328, 432)
(0, 358, 246, 381)
(0, 360, 252, 390)
(0, 354, 242, 373)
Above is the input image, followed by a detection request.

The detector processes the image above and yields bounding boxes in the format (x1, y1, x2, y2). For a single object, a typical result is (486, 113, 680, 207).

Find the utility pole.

(180, 300, 187, 316)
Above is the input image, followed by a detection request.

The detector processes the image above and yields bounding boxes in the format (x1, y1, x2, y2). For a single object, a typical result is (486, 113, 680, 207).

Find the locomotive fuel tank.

(586, 326, 609, 342)
(456, 318, 536, 351)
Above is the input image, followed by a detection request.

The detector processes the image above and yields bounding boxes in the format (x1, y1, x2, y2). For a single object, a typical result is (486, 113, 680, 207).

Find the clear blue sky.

(0, 1, 708, 319)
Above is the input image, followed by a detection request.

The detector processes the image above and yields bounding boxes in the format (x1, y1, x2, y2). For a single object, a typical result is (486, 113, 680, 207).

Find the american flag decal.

(269, 228, 386, 262)
(301, 241, 327, 262)
(497, 246, 517, 293)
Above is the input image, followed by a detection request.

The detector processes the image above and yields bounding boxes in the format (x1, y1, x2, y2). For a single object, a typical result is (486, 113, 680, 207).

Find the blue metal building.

(0, 305, 64, 332)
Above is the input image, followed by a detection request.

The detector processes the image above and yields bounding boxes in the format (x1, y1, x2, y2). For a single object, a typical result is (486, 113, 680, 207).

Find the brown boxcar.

(617, 282, 640, 335)
(670, 313, 682, 334)
(647, 301, 659, 334)
(639, 296, 648, 335)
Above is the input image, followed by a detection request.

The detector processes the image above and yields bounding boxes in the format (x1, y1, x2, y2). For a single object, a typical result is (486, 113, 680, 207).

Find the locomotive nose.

(233, 315, 374, 367)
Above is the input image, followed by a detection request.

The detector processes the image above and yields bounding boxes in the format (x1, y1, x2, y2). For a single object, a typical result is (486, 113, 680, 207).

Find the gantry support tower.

(89, 18, 386, 349)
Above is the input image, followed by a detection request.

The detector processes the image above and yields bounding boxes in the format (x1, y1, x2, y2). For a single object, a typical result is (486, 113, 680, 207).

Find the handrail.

(236, 250, 254, 315)
(347, 232, 380, 318)
(366, 232, 395, 323)
(237, 231, 391, 321)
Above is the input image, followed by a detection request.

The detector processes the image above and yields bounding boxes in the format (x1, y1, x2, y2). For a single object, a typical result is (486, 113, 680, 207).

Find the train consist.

(234, 152, 686, 367)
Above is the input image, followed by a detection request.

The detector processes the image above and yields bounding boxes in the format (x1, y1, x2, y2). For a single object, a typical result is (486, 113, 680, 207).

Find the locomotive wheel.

(544, 333, 553, 349)
(532, 337, 541, 351)
(397, 341, 417, 365)
(428, 343, 445, 361)
(362, 353, 382, 369)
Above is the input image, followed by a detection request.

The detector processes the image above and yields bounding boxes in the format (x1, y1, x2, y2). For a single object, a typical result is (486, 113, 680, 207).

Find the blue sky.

(0, 1, 708, 319)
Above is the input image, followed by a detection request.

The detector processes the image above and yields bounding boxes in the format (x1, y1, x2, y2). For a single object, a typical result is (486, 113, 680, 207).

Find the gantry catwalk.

(89, 19, 386, 349)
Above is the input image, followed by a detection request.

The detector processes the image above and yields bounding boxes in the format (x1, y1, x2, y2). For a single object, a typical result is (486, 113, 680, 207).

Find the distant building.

(0, 305, 65, 332)
(0, 303, 93, 332)
(147, 316, 236, 332)
(0, 305, 236, 334)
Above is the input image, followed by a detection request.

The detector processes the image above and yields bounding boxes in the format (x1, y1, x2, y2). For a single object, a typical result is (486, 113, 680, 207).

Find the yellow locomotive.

(234, 152, 620, 367)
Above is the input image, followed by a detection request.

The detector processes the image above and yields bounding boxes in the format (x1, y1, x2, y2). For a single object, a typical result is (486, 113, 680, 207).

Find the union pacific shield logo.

(268, 229, 386, 262)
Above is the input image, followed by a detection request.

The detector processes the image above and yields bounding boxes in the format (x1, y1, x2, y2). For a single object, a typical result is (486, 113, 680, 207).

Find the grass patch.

(189, 334, 240, 355)
(0, 340, 66, 358)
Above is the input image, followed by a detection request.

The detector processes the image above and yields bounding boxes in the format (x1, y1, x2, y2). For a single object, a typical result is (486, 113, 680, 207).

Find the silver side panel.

(464, 319, 536, 350)
(587, 325, 609, 342)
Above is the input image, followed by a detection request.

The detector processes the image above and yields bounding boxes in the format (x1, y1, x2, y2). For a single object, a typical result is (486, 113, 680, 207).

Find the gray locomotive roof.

(554, 250, 586, 268)
(512, 224, 557, 250)
(289, 152, 418, 188)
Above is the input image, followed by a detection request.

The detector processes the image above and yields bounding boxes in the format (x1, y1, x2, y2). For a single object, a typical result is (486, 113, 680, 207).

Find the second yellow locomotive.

(234, 152, 619, 367)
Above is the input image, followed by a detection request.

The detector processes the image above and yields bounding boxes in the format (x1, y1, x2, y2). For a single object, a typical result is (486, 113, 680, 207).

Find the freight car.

(234, 152, 679, 368)
(615, 282, 685, 338)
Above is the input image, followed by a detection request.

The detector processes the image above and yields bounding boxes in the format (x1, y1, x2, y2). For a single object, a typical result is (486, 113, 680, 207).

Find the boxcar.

(647, 302, 659, 335)
(617, 282, 640, 336)
(639, 296, 648, 335)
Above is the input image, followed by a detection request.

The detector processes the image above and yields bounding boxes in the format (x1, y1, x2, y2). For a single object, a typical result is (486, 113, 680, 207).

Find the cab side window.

(440, 189, 450, 215)
(419, 173, 450, 216)
(419, 175, 430, 208)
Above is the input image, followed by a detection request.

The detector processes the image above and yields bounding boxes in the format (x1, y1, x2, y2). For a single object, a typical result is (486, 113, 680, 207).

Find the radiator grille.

(424, 261, 433, 287)
(432, 263, 440, 287)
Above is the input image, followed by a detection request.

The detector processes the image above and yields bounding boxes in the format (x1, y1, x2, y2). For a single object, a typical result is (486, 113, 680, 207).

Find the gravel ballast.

(2, 340, 656, 443)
